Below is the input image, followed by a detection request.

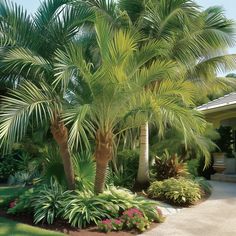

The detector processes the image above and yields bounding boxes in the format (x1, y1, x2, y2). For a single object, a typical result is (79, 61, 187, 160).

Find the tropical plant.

(148, 177, 202, 206)
(0, 0, 96, 189)
(73, 150, 96, 191)
(41, 145, 67, 186)
(151, 150, 189, 181)
(61, 190, 114, 228)
(32, 178, 68, 224)
(187, 158, 200, 177)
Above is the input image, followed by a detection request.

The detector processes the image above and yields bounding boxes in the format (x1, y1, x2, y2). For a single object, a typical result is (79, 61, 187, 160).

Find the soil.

(0, 209, 159, 236)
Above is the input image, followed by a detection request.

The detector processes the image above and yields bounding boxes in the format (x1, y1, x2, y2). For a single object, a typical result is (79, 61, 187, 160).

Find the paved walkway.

(141, 181, 236, 236)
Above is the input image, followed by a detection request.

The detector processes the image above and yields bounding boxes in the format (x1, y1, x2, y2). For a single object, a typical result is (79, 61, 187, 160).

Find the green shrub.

(110, 149, 139, 188)
(99, 187, 163, 223)
(148, 178, 201, 206)
(61, 191, 114, 228)
(32, 178, 69, 224)
(0, 154, 18, 182)
(151, 150, 189, 181)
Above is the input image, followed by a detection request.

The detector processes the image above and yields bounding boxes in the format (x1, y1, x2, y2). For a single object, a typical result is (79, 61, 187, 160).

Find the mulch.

(0, 209, 159, 236)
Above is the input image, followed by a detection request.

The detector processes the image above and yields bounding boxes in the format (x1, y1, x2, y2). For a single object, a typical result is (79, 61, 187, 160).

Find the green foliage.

(0, 186, 27, 209)
(32, 178, 68, 225)
(151, 150, 189, 181)
(148, 178, 202, 206)
(73, 150, 95, 191)
(61, 186, 162, 229)
(194, 177, 212, 195)
(109, 167, 135, 189)
(8, 170, 40, 186)
(110, 149, 139, 189)
(7, 188, 35, 214)
(99, 187, 162, 223)
(151, 124, 219, 168)
(61, 191, 113, 228)
(187, 158, 200, 177)
(0, 154, 18, 182)
(41, 146, 67, 186)
(215, 126, 234, 158)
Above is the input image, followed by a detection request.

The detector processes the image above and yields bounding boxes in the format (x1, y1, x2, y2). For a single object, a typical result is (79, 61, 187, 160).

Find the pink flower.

(114, 219, 122, 225)
(102, 219, 112, 224)
(123, 208, 143, 218)
(9, 201, 15, 208)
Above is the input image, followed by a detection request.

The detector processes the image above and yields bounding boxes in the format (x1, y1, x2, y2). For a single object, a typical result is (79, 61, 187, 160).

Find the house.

(197, 93, 236, 182)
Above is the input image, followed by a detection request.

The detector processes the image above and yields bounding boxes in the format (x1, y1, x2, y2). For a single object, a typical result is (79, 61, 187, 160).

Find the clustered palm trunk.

(94, 130, 113, 194)
(51, 115, 75, 190)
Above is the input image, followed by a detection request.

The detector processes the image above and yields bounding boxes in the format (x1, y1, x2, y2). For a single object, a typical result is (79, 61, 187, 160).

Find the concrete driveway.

(141, 181, 236, 236)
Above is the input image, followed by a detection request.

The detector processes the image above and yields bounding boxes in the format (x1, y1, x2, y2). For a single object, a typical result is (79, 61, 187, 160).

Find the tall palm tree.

(0, 0, 94, 189)
(119, 0, 236, 184)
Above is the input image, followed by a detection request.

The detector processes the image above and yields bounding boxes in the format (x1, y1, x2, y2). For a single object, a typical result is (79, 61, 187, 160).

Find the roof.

(197, 92, 236, 112)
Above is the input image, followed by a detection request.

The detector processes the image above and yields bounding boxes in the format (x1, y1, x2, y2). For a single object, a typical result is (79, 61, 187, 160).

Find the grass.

(0, 185, 65, 236)
(0, 217, 65, 236)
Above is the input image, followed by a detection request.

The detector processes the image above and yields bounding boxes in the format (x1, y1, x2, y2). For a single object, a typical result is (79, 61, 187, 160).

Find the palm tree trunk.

(94, 130, 113, 194)
(137, 121, 149, 184)
(51, 117, 75, 190)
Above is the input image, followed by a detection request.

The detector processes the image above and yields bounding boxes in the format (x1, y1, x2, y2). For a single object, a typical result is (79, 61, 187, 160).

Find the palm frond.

(0, 0, 35, 47)
(63, 105, 95, 151)
(2, 47, 52, 80)
(0, 81, 57, 152)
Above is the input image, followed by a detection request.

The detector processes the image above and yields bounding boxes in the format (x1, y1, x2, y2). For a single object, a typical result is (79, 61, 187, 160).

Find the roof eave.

(198, 103, 236, 114)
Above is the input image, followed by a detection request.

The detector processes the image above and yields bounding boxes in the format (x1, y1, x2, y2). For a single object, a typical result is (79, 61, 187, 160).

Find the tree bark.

(137, 121, 149, 184)
(94, 130, 113, 194)
(51, 116, 75, 190)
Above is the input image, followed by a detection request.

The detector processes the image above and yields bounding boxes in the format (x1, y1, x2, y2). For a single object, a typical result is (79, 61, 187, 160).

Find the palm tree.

(0, 0, 94, 189)
(120, 0, 236, 184)
(53, 17, 208, 193)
